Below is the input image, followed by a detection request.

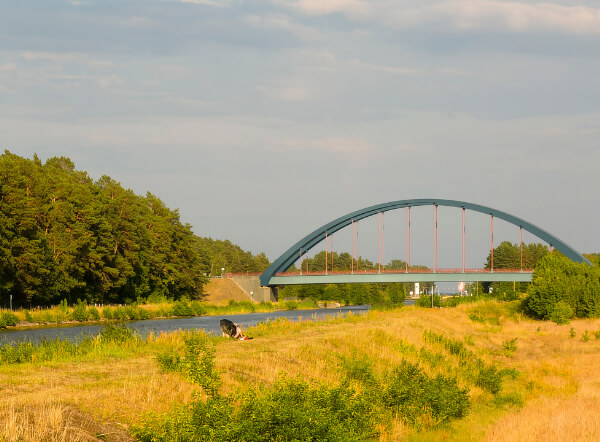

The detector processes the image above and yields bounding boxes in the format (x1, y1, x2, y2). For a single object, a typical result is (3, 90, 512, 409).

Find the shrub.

(502, 338, 518, 353)
(88, 307, 101, 321)
(72, 300, 89, 322)
(550, 301, 573, 325)
(415, 294, 441, 308)
(581, 330, 590, 342)
(190, 301, 207, 316)
(0, 312, 19, 328)
(59, 299, 69, 313)
(100, 323, 136, 343)
(284, 301, 298, 311)
(469, 313, 485, 323)
(102, 307, 114, 320)
(338, 351, 376, 385)
(523, 253, 600, 320)
(171, 301, 194, 317)
(157, 330, 221, 398)
(384, 360, 470, 427)
(133, 376, 380, 442)
(475, 363, 503, 395)
(113, 307, 128, 321)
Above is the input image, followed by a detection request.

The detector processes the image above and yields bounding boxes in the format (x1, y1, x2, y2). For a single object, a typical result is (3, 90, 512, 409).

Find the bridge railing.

(274, 268, 533, 277)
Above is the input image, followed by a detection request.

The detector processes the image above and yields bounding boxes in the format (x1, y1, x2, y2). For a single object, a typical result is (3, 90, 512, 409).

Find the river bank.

(1, 300, 599, 441)
(0, 305, 370, 343)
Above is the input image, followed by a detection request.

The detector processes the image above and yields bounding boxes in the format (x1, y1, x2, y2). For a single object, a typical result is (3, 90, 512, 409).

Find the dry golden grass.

(1, 301, 600, 441)
(0, 355, 199, 441)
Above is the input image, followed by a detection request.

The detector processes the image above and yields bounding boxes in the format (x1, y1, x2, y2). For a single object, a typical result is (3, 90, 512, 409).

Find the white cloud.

(349, 59, 422, 75)
(0, 63, 17, 72)
(278, 0, 371, 18)
(375, 1, 600, 35)
(122, 16, 155, 28)
(97, 74, 123, 89)
(278, 0, 600, 35)
(256, 84, 312, 102)
(20, 52, 113, 68)
(178, 0, 229, 7)
(244, 14, 323, 40)
(278, 136, 374, 153)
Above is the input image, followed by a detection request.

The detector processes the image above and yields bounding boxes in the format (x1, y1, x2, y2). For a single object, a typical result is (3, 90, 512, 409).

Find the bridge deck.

(267, 270, 533, 285)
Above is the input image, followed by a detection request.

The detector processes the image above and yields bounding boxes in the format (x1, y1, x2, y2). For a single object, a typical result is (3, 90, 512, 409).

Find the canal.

(0, 305, 371, 344)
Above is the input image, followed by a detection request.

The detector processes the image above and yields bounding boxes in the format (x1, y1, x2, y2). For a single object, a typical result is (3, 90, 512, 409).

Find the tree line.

(0, 151, 269, 308)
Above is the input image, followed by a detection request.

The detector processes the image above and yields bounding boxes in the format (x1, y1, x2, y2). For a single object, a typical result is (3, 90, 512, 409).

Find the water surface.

(0, 306, 371, 344)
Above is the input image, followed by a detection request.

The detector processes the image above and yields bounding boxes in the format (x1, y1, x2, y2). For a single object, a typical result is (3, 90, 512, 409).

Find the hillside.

(202, 278, 253, 304)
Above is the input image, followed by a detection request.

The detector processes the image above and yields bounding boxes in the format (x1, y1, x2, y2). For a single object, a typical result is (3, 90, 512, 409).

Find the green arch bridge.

(260, 199, 590, 288)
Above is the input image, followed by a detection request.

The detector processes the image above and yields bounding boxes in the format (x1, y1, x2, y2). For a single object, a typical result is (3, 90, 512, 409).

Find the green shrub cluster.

(384, 360, 470, 428)
(134, 376, 378, 442)
(103, 305, 149, 321)
(523, 253, 600, 321)
(0, 312, 19, 328)
(99, 323, 137, 344)
(0, 324, 140, 365)
(415, 294, 442, 308)
(0, 337, 95, 364)
(156, 330, 221, 397)
(134, 334, 473, 440)
(549, 300, 574, 325)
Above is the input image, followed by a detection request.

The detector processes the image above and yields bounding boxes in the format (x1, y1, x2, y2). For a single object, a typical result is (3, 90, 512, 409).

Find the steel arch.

(260, 199, 590, 286)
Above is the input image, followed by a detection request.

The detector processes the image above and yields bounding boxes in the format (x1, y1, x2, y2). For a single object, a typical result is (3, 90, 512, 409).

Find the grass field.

(1, 301, 600, 441)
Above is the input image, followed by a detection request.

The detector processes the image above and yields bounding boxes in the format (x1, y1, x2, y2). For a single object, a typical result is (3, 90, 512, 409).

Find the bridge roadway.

(269, 269, 533, 285)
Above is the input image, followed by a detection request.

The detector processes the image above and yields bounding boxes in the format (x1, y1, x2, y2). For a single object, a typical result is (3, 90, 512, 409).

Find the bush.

(415, 294, 441, 308)
(157, 330, 221, 398)
(134, 376, 379, 442)
(171, 301, 194, 317)
(102, 307, 114, 320)
(88, 307, 101, 321)
(469, 313, 485, 323)
(72, 300, 89, 322)
(502, 338, 518, 355)
(0, 312, 19, 328)
(523, 253, 600, 320)
(384, 360, 470, 428)
(100, 323, 136, 343)
(190, 301, 207, 316)
(284, 301, 298, 311)
(475, 363, 503, 395)
(338, 351, 376, 385)
(113, 307, 128, 321)
(550, 301, 573, 325)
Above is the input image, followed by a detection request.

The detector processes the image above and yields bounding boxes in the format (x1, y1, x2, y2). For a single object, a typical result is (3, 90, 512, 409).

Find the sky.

(1, 0, 599, 270)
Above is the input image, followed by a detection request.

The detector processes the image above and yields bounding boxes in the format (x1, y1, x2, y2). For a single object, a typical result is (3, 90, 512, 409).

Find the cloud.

(279, 136, 374, 153)
(374, 1, 600, 35)
(97, 74, 123, 89)
(278, 0, 370, 18)
(20, 52, 113, 68)
(349, 59, 422, 75)
(178, 0, 229, 7)
(244, 13, 323, 40)
(257, 83, 312, 102)
(278, 0, 600, 35)
(0, 63, 17, 72)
